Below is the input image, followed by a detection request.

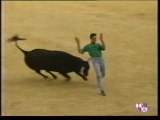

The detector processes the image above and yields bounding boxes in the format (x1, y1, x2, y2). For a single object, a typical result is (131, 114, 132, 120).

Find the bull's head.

(80, 61, 90, 76)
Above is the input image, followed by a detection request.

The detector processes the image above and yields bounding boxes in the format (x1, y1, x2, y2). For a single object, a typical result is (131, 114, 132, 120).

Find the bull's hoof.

(83, 77, 88, 81)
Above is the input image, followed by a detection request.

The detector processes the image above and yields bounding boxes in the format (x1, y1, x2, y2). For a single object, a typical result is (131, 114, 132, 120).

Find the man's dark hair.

(90, 33, 97, 39)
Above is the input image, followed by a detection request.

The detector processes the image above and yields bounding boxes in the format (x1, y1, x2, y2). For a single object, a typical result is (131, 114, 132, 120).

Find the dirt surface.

(2, 1, 157, 116)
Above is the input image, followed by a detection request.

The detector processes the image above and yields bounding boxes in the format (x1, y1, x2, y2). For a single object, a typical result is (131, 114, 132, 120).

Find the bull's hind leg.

(35, 70, 48, 79)
(46, 71, 57, 79)
(59, 72, 71, 80)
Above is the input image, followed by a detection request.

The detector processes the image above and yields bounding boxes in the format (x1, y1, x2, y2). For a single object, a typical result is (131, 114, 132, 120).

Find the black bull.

(8, 35, 90, 81)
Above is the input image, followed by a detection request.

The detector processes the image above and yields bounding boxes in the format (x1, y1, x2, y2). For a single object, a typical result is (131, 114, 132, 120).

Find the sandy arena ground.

(2, 1, 157, 116)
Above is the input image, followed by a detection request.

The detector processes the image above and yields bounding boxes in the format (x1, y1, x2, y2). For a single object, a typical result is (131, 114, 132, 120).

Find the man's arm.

(100, 33, 106, 50)
(75, 37, 83, 54)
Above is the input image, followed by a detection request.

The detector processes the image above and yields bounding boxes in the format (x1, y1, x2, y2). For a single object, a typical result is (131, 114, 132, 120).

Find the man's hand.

(75, 37, 80, 44)
(99, 33, 105, 50)
(100, 33, 103, 40)
(75, 37, 82, 54)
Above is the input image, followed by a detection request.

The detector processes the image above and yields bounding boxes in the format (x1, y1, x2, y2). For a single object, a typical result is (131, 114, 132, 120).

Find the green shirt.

(81, 43, 105, 58)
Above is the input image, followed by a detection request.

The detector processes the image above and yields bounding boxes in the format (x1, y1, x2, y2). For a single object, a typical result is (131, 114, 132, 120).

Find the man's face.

(91, 36, 97, 43)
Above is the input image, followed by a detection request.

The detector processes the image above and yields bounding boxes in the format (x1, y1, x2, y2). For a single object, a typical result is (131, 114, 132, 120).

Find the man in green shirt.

(75, 33, 106, 96)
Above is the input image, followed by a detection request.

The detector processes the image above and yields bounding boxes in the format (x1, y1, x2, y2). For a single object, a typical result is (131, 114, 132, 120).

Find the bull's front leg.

(46, 70, 57, 79)
(35, 70, 48, 79)
(59, 72, 71, 81)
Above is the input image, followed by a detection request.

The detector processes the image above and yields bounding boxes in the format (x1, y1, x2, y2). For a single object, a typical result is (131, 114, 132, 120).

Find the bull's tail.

(8, 34, 28, 55)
